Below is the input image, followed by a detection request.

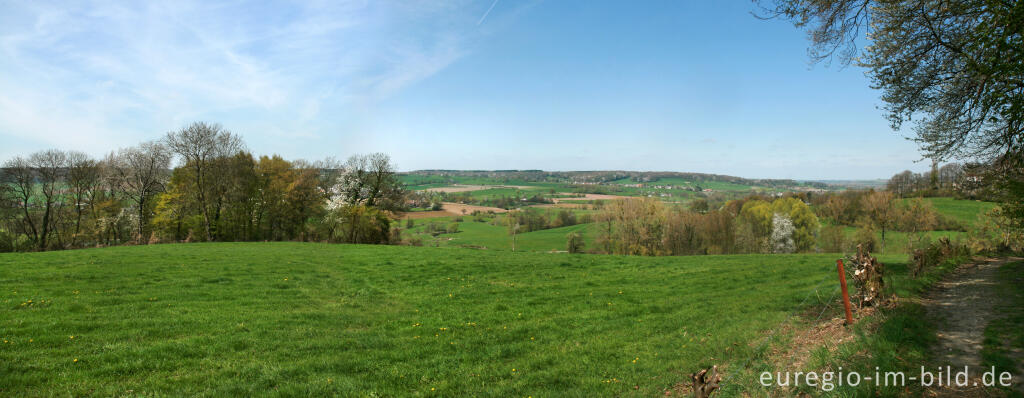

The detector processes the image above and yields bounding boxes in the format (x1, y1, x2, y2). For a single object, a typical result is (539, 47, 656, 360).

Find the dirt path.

(924, 257, 1022, 396)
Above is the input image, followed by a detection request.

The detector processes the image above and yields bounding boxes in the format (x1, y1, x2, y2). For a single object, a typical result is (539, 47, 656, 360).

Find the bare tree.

(108, 141, 171, 241)
(2, 156, 40, 246)
(862, 190, 896, 251)
(165, 122, 245, 241)
(887, 170, 915, 197)
(938, 163, 963, 190)
(29, 150, 68, 250)
(66, 151, 101, 244)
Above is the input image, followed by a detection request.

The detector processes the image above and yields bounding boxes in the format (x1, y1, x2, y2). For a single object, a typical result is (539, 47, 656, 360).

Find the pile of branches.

(911, 237, 970, 277)
(847, 244, 885, 308)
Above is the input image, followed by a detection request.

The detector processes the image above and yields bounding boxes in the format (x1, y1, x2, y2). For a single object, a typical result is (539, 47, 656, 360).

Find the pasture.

(917, 197, 997, 225)
(0, 243, 907, 396)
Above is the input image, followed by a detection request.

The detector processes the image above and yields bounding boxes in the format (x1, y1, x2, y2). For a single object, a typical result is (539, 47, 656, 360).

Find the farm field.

(0, 243, 908, 396)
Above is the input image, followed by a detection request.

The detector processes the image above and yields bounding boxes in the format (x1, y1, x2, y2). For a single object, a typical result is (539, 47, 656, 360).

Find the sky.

(0, 0, 936, 180)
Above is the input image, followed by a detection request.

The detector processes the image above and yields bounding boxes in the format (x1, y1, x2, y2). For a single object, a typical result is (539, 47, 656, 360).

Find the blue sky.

(0, 0, 932, 179)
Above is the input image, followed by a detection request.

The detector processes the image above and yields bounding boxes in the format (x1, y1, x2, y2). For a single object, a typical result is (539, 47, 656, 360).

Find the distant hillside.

(808, 179, 889, 189)
(401, 170, 832, 190)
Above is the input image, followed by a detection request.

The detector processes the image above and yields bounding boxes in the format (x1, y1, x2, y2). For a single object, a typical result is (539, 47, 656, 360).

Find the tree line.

(588, 190, 969, 256)
(591, 196, 820, 256)
(885, 161, 999, 200)
(0, 122, 404, 252)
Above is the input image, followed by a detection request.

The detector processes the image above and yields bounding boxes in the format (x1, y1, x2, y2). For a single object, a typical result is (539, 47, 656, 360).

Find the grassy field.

(917, 197, 997, 226)
(0, 243, 898, 396)
(404, 215, 598, 252)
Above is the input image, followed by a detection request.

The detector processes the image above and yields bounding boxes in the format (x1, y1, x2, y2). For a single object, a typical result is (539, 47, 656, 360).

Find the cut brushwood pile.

(847, 244, 885, 309)
(911, 237, 958, 278)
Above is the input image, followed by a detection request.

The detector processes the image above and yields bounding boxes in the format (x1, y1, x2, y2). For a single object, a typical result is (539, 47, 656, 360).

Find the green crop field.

(0, 243, 910, 396)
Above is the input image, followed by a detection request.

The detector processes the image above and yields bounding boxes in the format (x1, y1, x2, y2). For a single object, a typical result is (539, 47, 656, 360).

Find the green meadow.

(916, 197, 997, 225)
(0, 243, 907, 396)
(411, 219, 598, 252)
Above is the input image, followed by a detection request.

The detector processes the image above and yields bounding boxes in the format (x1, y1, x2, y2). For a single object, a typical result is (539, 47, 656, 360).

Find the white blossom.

(771, 213, 796, 254)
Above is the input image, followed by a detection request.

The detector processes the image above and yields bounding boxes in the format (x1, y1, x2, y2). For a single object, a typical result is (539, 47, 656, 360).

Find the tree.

(506, 211, 521, 252)
(861, 190, 896, 250)
(738, 200, 773, 253)
(598, 198, 665, 255)
(330, 153, 405, 212)
(763, 0, 1024, 227)
(165, 122, 245, 241)
(700, 210, 736, 255)
(554, 209, 577, 228)
(662, 209, 704, 255)
(770, 197, 819, 252)
(762, 0, 1022, 160)
(887, 170, 915, 197)
(897, 197, 938, 250)
(2, 156, 40, 247)
(938, 163, 963, 190)
(566, 231, 585, 253)
(771, 213, 796, 254)
(325, 205, 392, 244)
(66, 151, 101, 244)
(820, 225, 846, 252)
(29, 150, 68, 250)
(107, 141, 172, 241)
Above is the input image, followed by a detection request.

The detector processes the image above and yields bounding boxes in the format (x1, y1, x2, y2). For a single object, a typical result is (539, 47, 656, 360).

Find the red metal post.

(836, 259, 854, 325)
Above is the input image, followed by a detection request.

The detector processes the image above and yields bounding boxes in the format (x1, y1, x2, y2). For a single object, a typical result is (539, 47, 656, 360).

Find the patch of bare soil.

(922, 257, 1022, 397)
(550, 194, 632, 203)
(423, 184, 532, 193)
(400, 210, 456, 219)
(528, 203, 590, 209)
(441, 202, 508, 215)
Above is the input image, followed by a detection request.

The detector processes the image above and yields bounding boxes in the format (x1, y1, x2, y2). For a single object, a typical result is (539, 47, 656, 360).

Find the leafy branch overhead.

(760, 0, 1023, 163)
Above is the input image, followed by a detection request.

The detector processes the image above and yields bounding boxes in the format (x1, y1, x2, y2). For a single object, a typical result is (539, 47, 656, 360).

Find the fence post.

(836, 259, 854, 325)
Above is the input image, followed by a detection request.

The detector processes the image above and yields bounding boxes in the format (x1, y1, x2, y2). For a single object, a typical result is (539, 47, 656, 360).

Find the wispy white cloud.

(478, 0, 500, 25)
(0, 0, 497, 158)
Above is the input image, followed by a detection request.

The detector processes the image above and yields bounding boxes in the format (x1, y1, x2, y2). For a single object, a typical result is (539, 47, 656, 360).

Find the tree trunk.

(39, 201, 51, 250)
(19, 199, 39, 245)
(137, 197, 146, 243)
(691, 365, 720, 398)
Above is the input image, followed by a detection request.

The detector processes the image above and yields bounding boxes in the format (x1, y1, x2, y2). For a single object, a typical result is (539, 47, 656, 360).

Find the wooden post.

(837, 259, 854, 325)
